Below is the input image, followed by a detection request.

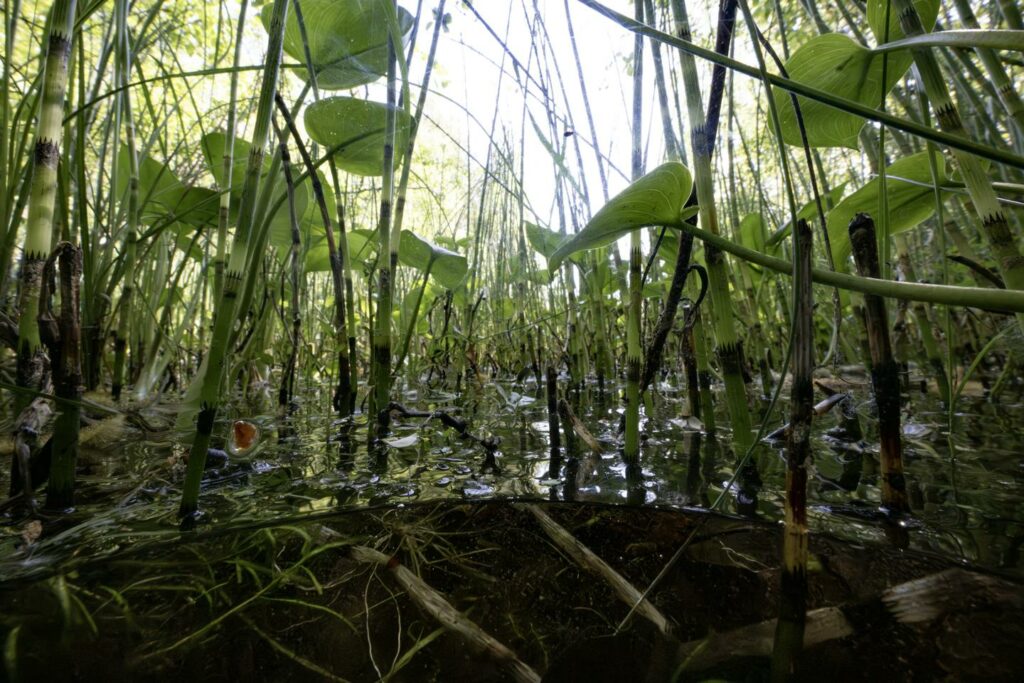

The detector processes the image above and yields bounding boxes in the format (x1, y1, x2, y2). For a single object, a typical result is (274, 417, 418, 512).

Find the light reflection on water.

(2, 373, 1023, 579)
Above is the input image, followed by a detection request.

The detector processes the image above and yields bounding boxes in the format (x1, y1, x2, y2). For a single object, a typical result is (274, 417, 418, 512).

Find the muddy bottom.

(2, 501, 1022, 682)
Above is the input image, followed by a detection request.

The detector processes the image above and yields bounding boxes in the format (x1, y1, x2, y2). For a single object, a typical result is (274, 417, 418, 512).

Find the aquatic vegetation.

(1, 0, 1023, 679)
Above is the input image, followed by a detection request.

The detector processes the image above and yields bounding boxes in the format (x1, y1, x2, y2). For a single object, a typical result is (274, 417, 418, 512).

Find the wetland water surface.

(2, 370, 1023, 680)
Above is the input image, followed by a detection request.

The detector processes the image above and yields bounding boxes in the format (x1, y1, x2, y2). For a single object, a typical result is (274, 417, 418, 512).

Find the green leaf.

(739, 213, 776, 282)
(201, 132, 267, 196)
(867, 0, 939, 44)
(167, 222, 205, 260)
(114, 150, 178, 222)
(525, 221, 565, 259)
(766, 182, 848, 247)
(305, 228, 378, 272)
(172, 186, 219, 227)
(261, 0, 414, 90)
(304, 97, 413, 176)
(267, 175, 321, 251)
(201, 131, 308, 246)
(654, 229, 679, 264)
(297, 170, 335, 236)
(115, 150, 217, 227)
(548, 162, 694, 272)
(773, 34, 916, 149)
(398, 230, 468, 290)
(827, 151, 948, 265)
(348, 228, 378, 264)
(739, 213, 767, 253)
(643, 278, 671, 299)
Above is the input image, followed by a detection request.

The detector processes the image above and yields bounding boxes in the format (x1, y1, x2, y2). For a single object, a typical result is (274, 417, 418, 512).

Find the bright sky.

(425, 0, 722, 230)
(228, 0, 729, 240)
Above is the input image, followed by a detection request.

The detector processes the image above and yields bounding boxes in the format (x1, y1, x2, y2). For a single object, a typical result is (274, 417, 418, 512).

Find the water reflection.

(2, 377, 1023, 579)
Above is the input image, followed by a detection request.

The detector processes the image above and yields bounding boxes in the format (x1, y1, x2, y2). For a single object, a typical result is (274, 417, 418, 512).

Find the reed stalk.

(111, 0, 140, 402)
(14, 0, 78, 415)
(894, 234, 950, 399)
(890, 0, 1024, 330)
(369, 28, 400, 430)
(670, 0, 753, 453)
(179, 0, 289, 518)
(40, 243, 82, 510)
(849, 213, 909, 514)
(213, 0, 248, 304)
(623, 0, 644, 466)
(273, 95, 353, 415)
(771, 220, 813, 680)
(950, 0, 1024, 140)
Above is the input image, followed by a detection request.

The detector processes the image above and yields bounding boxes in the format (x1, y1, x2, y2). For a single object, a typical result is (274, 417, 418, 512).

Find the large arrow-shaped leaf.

(827, 151, 948, 265)
(261, 0, 414, 90)
(305, 228, 378, 273)
(766, 182, 848, 247)
(304, 97, 413, 176)
(774, 0, 939, 149)
(399, 230, 468, 290)
(116, 150, 217, 227)
(773, 34, 911, 149)
(548, 162, 694, 272)
(201, 131, 311, 248)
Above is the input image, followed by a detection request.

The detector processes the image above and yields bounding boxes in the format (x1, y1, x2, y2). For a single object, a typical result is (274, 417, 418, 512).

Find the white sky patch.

(230, 0, 765, 255)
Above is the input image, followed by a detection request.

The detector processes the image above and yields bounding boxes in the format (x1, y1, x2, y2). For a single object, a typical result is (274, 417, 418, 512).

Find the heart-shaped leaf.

(261, 0, 414, 90)
(773, 34, 915, 149)
(116, 148, 182, 219)
(548, 162, 694, 272)
(116, 150, 216, 227)
(774, 0, 938, 150)
(304, 97, 413, 176)
(172, 186, 219, 227)
(399, 230, 468, 290)
(827, 151, 948, 265)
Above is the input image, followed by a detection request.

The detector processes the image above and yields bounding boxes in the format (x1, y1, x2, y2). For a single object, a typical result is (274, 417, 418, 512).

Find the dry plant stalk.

(518, 503, 673, 636)
(350, 545, 541, 683)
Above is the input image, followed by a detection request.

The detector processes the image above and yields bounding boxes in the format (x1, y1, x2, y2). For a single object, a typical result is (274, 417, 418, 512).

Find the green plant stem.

(671, 0, 753, 453)
(179, 0, 289, 518)
(391, 0, 445, 239)
(890, 0, 1024, 331)
(394, 258, 432, 375)
(14, 0, 78, 416)
(771, 219, 812, 681)
(895, 235, 950, 398)
(274, 118, 302, 408)
(673, 220, 1024, 312)
(624, 0, 644, 466)
(273, 94, 353, 415)
(112, 0, 139, 402)
(850, 214, 909, 513)
(370, 30, 399, 430)
(949, 1, 1024, 141)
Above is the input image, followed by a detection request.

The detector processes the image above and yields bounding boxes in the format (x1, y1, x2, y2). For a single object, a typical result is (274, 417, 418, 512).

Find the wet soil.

(2, 501, 1021, 682)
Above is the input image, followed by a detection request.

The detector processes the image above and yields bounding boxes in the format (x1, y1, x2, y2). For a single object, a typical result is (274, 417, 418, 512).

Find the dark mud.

(3, 501, 1021, 682)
